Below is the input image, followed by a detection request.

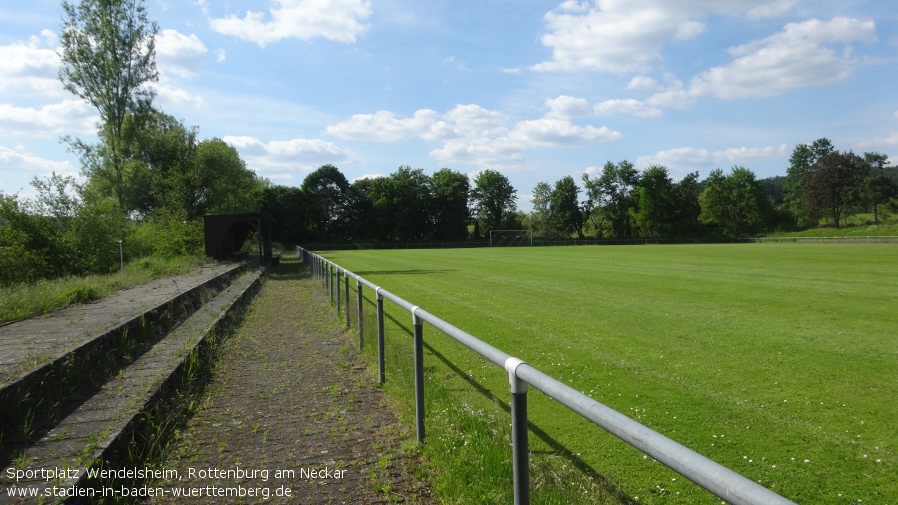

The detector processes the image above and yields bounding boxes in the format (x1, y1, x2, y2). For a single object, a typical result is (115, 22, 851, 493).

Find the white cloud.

(690, 17, 876, 99)
(326, 110, 439, 142)
(856, 131, 898, 149)
(0, 30, 65, 97)
(0, 146, 77, 180)
(209, 0, 371, 47)
(545, 95, 591, 118)
(509, 118, 621, 147)
(327, 101, 621, 170)
(223, 135, 362, 174)
(156, 29, 208, 77)
(0, 100, 97, 136)
(636, 144, 789, 172)
(351, 173, 385, 182)
(626, 76, 662, 91)
(594, 99, 663, 118)
(155, 81, 206, 109)
(532, 0, 794, 73)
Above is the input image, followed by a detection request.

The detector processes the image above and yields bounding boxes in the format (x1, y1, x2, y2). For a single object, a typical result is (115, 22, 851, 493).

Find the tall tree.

(802, 151, 867, 228)
(301, 165, 349, 241)
(583, 160, 640, 238)
(530, 181, 554, 238)
(550, 176, 583, 238)
(370, 167, 432, 240)
(699, 166, 770, 236)
(59, 0, 159, 220)
(785, 138, 835, 225)
(859, 152, 895, 224)
(635, 165, 675, 237)
(429, 168, 470, 241)
(471, 169, 517, 231)
(671, 172, 703, 236)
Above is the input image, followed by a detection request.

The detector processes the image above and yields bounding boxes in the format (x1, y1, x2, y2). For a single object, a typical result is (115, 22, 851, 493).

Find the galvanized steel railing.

(298, 247, 797, 505)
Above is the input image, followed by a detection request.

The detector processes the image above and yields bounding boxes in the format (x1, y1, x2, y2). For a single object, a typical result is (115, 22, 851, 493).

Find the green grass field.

(319, 244, 897, 504)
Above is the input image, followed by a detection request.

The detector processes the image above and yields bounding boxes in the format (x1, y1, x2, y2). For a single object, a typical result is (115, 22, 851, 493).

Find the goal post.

(489, 229, 533, 247)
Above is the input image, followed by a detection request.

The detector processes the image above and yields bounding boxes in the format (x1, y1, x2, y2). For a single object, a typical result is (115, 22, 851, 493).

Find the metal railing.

(299, 247, 797, 505)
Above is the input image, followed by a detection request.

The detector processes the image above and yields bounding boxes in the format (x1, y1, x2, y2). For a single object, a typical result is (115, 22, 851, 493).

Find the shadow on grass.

(354, 269, 457, 276)
(371, 303, 637, 504)
(423, 341, 639, 505)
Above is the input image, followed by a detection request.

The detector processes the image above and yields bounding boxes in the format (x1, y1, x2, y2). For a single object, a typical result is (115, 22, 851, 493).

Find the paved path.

(149, 273, 435, 504)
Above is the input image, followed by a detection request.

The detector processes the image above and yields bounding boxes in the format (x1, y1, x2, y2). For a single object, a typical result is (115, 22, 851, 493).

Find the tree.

(370, 167, 433, 240)
(530, 181, 554, 238)
(343, 177, 379, 241)
(59, 0, 159, 219)
(858, 152, 895, 224)
(262, 185, 306, 244)
(190, 138, 262, 217)
(802, 151, 867, 228)
(583, 160, 639, 238)
(785, 138, 835, 225)
(471, 170, 517, 231)
(429, 168, 470, 241)
(699, 166, 770, 236)
(861, 173, 898, 224)
(549, 176, 583, 238)
(671, 172, 703, 236)
(635, 165, 675, 237)
(301, 165, 349, 241)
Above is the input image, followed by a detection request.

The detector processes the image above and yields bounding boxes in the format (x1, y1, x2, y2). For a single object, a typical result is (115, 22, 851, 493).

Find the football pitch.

(321, 244, 897, 504)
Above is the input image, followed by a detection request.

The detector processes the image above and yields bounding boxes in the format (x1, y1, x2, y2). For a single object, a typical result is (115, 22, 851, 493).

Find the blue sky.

(2, 0, 897, 211)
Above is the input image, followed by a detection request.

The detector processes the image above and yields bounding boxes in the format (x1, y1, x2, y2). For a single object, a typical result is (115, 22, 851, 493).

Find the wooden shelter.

(203, 212, 275, 265)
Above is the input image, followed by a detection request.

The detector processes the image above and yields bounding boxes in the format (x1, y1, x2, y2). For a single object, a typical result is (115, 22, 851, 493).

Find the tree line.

(263, 140, 897, 245)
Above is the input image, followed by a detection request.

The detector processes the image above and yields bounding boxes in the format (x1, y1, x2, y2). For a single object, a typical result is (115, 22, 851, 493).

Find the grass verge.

(0, 254, 205, 325)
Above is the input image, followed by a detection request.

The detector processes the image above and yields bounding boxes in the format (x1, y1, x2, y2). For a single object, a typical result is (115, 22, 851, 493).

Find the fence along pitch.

(298, 247, 797, 505)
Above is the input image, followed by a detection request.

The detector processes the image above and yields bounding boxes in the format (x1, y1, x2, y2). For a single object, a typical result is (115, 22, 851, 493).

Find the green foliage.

(550, 175, 584, 238)
(370, 167, 433, 240)
(699, 166, 771, 235)
(302, 164, 350, 241)
(471, 169, 517, 231)
(429, 168, 470, 240)
(635, 165, 675, 237)
(60, 0, 159, 216)
(63, 286, 100, 304)
(128, 208, 203, 258)
(583, 160, 640, 238)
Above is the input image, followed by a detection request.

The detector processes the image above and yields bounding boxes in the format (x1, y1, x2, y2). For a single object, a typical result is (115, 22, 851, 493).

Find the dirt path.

(148, 271, 434, 504)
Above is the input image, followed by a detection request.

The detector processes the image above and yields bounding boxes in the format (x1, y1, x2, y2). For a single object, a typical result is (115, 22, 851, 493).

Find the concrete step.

(0, 269, 264, 504)
(0, 264, 246, 462)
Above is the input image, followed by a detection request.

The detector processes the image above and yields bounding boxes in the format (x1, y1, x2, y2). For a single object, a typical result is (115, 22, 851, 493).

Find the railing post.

(505, 358, 530, 505)
(411, 306, 425, 443)
(356, 278, 364, 350)
(329, 264, 335, 304)
(344, 272, 350, 328)
(336, 267, 341, 313)
(376, 288, 385, 385)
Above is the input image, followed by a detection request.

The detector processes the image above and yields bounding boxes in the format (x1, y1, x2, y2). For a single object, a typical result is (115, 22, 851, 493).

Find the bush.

(128, 208, 204, 259)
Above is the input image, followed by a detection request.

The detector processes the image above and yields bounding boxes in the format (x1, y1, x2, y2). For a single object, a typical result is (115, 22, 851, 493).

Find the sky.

(2, 0, 897, 211)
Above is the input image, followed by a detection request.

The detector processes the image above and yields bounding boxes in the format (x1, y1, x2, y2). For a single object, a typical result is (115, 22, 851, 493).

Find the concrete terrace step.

(0, 263, 245, 465)
(0, 269, 264, 504)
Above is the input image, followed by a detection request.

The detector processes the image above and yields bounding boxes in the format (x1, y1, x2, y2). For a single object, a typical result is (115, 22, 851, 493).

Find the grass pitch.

(322, 244, 897, 504)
